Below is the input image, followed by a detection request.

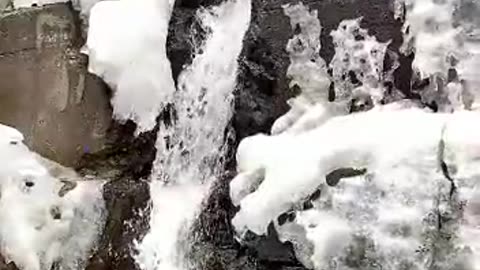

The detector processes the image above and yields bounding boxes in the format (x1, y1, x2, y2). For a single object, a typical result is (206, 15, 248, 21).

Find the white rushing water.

(135, 1, 251, 270)
(231, 2, 480, 270)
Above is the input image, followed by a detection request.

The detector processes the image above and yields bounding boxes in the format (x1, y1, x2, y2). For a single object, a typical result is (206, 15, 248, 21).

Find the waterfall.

(135, 1, 251, 270)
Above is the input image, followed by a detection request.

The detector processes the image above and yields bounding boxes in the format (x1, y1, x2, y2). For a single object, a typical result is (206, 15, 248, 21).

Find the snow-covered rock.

(0, 124, 105, 270)
(84, 0, 176, 133)
(230, 108, 480, 269)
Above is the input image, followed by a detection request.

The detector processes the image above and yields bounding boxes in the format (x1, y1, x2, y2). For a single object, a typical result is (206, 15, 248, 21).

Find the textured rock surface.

(0, 4, 111, 166)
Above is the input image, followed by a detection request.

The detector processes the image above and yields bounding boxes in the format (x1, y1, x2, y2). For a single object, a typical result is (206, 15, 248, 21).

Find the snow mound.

(84, 0, 176, 133)
(0, 124, 105, 270)
(230, 108, 480, 269)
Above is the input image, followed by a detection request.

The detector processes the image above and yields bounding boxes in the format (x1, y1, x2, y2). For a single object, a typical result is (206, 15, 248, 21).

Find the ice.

(272, 3, 333, 135)
(84, 0, 176, 133)
(400, 0, 480, 111)
(330, 18, 389, 104)
(0, 124, 105, 270)
(273, 5, 394, 137)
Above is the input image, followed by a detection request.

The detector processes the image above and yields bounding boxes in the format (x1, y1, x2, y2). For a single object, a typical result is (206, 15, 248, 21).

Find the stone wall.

(0, 4, 111, 166)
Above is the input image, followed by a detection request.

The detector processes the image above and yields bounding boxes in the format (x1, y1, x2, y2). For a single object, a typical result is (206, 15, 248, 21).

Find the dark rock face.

(0, 255, 18, 270)
(0, 4, 111, 166)
(78, 120, 159, 270)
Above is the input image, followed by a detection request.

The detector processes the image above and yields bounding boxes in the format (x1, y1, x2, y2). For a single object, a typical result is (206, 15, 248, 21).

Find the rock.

(0, 255, 18, 270)
(0, 4, 111, 166)
(78, 120, 159, 270)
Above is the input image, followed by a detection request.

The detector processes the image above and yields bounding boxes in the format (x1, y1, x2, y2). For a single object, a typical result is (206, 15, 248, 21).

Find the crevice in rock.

(437, 126, 457, 198)
(326, 168, 367, 187)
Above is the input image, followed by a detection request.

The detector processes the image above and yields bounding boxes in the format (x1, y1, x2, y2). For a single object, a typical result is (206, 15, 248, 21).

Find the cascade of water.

(135, 1, 251, 270)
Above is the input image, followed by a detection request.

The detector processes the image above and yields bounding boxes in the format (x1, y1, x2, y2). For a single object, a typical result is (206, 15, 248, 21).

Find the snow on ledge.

(84, 0, 176, 133)
(0, 124, 105, 270)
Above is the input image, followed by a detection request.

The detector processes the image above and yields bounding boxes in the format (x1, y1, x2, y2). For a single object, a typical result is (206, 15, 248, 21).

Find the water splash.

(135, 1, 251, 270)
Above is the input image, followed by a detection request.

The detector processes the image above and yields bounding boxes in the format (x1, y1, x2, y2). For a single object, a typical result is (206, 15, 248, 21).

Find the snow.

(273, 5, 393, 136)
(271, 3, 332, 136)
(0, 124, 105, 270)
(134, 0, 251, 270)
(231, 108, 480, 269)
(12, 0, 67, 8)
(231, 2, 480, 269)
(329, 18, 389, 104)
(84, 0, 176, 133)
(400, 0, 480, 111)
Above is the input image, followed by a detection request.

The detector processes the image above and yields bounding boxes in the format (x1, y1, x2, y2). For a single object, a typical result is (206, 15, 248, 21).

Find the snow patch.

(0, 124, 105, 270)
(400, 0, 480, 111)
(231, 109, 480, 269)
(84, 0, 176, 133)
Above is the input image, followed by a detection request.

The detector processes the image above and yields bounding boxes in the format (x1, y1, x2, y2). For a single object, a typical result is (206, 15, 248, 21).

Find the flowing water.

(135, 1, 251, 270)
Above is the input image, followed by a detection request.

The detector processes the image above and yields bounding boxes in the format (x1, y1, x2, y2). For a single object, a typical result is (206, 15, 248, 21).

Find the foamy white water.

(135, 1, 251, 270)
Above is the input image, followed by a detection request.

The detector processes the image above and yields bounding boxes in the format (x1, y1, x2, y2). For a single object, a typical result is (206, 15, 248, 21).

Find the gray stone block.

(0, 4, 111, 166)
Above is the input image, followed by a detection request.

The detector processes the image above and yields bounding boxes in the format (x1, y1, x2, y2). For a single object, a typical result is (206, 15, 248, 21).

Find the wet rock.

(0, 255, 18, 270)
(78, 120, 158, 270)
